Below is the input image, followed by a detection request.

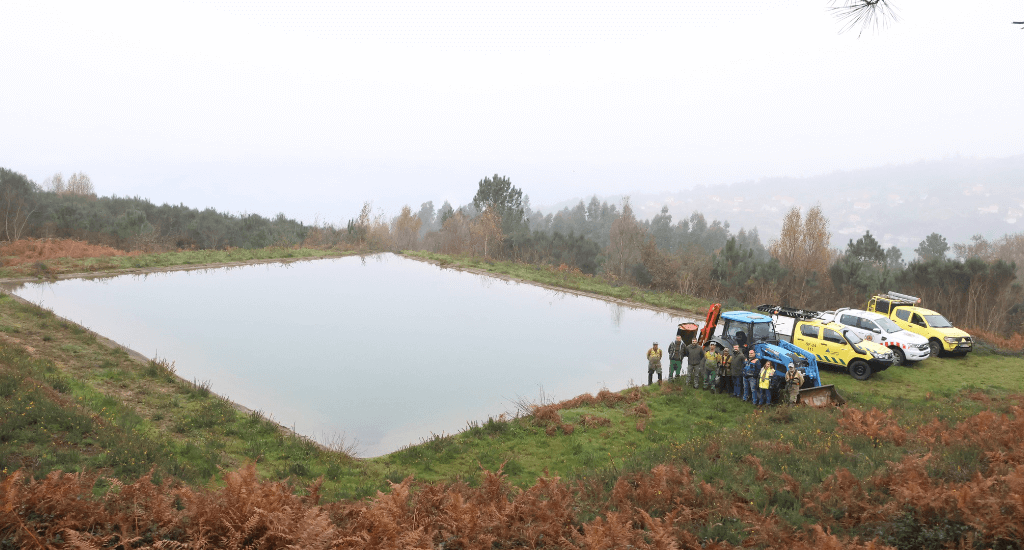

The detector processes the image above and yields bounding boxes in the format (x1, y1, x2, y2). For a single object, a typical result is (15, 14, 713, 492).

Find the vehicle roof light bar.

(756, 304, 819, 320)
(884, 291, 921, 304)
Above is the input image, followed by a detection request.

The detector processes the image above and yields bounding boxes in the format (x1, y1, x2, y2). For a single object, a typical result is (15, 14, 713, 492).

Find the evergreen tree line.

(0, 168, 308, 250)
(3, 167, 1021, 336)
(402, 176, 1024, 337)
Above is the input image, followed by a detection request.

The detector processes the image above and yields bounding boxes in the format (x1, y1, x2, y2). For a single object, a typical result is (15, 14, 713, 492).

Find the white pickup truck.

(815, 308, 931, 366)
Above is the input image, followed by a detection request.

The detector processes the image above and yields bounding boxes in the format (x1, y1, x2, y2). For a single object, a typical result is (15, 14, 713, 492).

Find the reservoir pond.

(4, 254, 695, 456)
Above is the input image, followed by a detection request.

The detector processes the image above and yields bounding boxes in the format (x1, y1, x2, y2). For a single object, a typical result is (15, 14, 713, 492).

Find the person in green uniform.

(729, 344, 745, 398)
(685, 337, 705, 389)
(785, 364, 805, 405)
(667, 335, 684, 380)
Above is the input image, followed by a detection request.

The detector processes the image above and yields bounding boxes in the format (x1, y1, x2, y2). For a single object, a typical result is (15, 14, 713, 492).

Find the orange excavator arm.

(696, 303, 721, 346)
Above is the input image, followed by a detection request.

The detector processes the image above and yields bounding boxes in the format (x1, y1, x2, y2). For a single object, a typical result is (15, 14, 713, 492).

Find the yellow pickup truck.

(758, 305, 895, 381)
(866, 292, 973, 357)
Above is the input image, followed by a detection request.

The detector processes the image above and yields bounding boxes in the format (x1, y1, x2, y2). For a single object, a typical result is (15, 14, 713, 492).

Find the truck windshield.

(752, 322, 776, 342)
(875, 317, 901, 333)
(924, 315, 953, 328)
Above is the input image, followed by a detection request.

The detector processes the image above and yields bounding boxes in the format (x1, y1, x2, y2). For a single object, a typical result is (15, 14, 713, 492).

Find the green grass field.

(2, 282, 1021, 499)
(402, 250, 713, 314)
(2, 248, 1024, 547)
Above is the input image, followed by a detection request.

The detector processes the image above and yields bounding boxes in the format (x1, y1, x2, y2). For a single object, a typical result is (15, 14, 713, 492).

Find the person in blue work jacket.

(742, 349, 760, 404)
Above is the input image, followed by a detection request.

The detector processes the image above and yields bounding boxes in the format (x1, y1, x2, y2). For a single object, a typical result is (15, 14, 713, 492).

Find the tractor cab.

(711, 310, 822, 389)
(719, 311, 778, 349)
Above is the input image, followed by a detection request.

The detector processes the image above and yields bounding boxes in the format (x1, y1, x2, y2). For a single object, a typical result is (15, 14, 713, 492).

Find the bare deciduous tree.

(348, 202, 391, 249)
(44, 172, 66, 194)
(45, 171, 96, 197)
(802, 205, 834, 277)
(605, 198, 645, 281)
(471, 207, 503, 258)
(437, 210, 473, 256)
(67, 172, 95, 196)
(769, 205, 834, 305)
(674, 242, 714, 298)
(1, 185, 36, 242)
(955, 232, 1024, 281)
(391, 205, 422, 251)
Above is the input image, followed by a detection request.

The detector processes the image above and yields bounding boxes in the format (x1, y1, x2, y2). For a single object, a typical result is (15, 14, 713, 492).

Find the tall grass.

(5, 394, 1023, 548)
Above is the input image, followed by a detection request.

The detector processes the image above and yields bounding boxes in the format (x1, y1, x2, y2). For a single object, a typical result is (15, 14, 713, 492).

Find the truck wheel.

(848, 360, 871, 380)
(928, 339, 943, 358)
(891, 347, 906, 366)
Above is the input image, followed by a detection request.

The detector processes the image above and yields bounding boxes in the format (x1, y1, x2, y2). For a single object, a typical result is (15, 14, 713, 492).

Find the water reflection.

(608, 302, 625, 328)
(4, 254, 696, 457)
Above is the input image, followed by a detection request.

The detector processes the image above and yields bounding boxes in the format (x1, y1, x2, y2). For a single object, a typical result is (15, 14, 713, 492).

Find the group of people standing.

(645, 326, 804, 406)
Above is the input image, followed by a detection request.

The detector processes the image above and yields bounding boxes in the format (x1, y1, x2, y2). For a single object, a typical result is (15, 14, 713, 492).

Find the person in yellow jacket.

(703, 343, 721, 391)
(757, 362, 776, 406)
(646, 342, 663, 386)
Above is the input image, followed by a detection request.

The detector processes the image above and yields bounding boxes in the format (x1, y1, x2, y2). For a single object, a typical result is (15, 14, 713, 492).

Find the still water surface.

(6, 254, 694, 456)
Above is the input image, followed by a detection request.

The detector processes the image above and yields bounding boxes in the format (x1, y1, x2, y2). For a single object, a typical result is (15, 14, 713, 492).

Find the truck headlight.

(944, 337, 959, 344)
(871, 350, 891, 360)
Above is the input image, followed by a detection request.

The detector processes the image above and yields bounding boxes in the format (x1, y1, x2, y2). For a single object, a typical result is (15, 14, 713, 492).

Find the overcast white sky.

(2, 1, 1022, 223)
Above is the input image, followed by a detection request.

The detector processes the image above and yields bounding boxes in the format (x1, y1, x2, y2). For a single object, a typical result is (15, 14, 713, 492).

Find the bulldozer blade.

(798, 385, 846, 407)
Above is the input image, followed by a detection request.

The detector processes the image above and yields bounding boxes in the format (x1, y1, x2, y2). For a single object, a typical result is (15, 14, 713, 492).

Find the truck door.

(892, 308, 913, 330)
(794, 323, 820, 352)
(820, 328, 849, 366)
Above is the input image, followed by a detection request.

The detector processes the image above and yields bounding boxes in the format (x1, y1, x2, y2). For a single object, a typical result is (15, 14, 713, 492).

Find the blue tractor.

(707, 310, 822, 390)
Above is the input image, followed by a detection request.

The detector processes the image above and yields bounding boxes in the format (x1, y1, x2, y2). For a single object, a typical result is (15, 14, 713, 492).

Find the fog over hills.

(536, 155, 1024, 255)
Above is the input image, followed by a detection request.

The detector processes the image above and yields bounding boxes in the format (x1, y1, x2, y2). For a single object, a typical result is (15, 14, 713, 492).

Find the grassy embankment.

(402, 250, 712, 314)
(2, 280, 1022, 486)
(3, 250, 1024, 545)
(0, 246, 352, 279)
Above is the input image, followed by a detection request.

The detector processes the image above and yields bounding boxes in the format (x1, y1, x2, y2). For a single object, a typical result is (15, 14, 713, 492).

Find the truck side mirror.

(871, 328, 881, 334)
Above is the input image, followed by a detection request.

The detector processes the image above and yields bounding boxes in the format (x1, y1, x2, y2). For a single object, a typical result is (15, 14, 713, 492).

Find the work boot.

(657, 372, 662, 385)
(648, 372, 653, 386)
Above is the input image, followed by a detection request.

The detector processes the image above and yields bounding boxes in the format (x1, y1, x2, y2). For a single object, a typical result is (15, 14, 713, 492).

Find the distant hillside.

(538, 155, 1024, 255)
